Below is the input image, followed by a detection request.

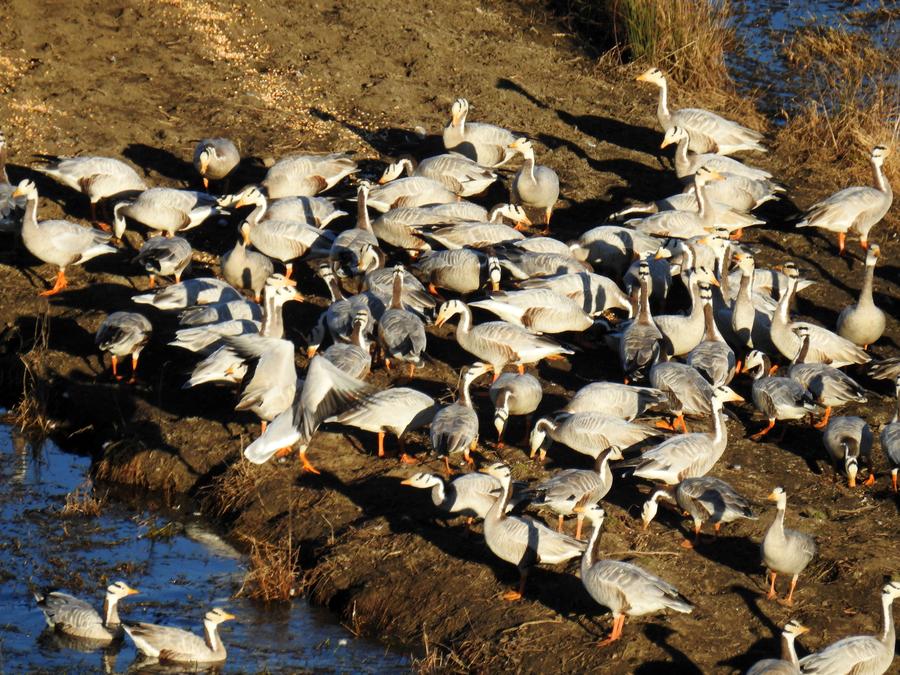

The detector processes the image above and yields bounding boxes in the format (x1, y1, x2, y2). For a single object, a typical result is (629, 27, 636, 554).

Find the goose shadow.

(308, 107, 445, 158)
(556, 109, 664, 157)
(717, 583, 785, 672)
(122, 143, 195, 185)
(634, 624, 703, 674)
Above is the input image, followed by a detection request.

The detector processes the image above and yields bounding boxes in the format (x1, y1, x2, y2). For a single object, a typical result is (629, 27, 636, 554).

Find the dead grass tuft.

(8, 313, 55, 441)
(205, 457, 260, 517)
(61, 480, 105, 517)
(410, 630, 470, 674)
(235, 534, 299, 602)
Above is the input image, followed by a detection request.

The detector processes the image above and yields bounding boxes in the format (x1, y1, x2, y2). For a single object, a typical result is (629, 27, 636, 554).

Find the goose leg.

(503, 568, 528, 601)
(443, 457, 455, 476)
(111, 355, 120, 380)
(148, 275, 156, 289)
(517, 364, 525, 375)
(891, 469, 897, 493)
(838, 231, 846, 255)
(298, 447, 320, 474)
(813, 406, 831, 428)
(751, 419, 776, 441)
(782, 575, 799, 606)
(557, 514, 564, 533)
(128, 353, 140, 384)
(398, 436, 418, 465)
(598, 615, 626, 647)
(766, 571, 778, 600)
(284, 263, 293, 280)
(377, 431, 385, 458)
(574, 514, 584, 541)
(40, 269, 68, 296)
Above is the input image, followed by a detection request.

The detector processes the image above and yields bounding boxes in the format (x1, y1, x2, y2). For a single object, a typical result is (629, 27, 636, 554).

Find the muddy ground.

(1, 0, 899, 672)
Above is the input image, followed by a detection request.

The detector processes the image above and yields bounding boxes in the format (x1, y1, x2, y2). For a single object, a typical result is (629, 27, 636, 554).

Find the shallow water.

(0, 424, 410, 673)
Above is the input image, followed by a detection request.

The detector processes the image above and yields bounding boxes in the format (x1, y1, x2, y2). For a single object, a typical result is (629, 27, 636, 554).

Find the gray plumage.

(96, 311, 152, 359)
(262, 153, 357, 198)
(822, 416, 873, 486)
(134, 235, 192, 283)
(401, 472, 504, 519)
(112, 188, 224, 238)
(193, 138, 240, 184)
(745, 350, 820, 424)
(366, 176, 457, 213)
(489, 372, 542, 442)
(836, 244, 885, 347)
(36, 156, 146, 205)
(469, 288, 594, 334)
(430, 364, 491, 463)
(133, 277, 242, 310)
(761, 488, 816, 601)
(642, 477, 756, 536)
(744, 621, 807, 675)
(442, 98, 517, 168)
(414, 248, 500, 295)
(380, 155, 497, 197)
(565, 382, 667, 421)
(220, 236, 275, 301)
(35, 581, 138, 643)
(529, 411, 661, 461)
(508, 138, 559, 224)
(123, 607, 235, 664)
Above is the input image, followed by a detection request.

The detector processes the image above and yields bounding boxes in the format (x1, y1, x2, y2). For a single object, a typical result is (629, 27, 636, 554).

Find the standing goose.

(35, 156, 147, 226)
(95, 311, 153, 383)
(742, 350, 820, 440)
(329, 184, 381, 277)
(434, 300, 573, 379)
(798, 581, 900, 675)
(882, 375, 900, 492)
(520, 272, 633, 318)
(307, 264, 384, 355)
(822, 416, 874, 487)
(430, 363, 493, 472)
(797, 145, 892, 254)
(379, 155, 497, 196)
(569, 225, 663, 277)
(745, 620, 809, 675)
(529, 412, 662, 462)
(636, 68, 765, 155)
(580, 504, 692, 647)
(401, 471, 505, 520)
(365, 176, 458, 213)
(414, 248, 501, 295)
(363, 254, 436, 317)
(193, 137, 240, 190)
(377, 266, 427, 377)
(564, 382, 667, 421)
(761, 487, 816, 606)
(112, 188, 224, 239)
(641, 476, 756, 548)
(836, 244, 886, 348)
(489, 372, 543, 447)
(123, 607, 235, 664)
(442, 98, 517, 167)
(261, 153, 357, 198)
(469, 288, 594, 334)
(480, 462, 586, 601)
(220, 227, 275, 302)
(179, 300, 262, 327)
(507, 138, 560, 228)
(661, 126, 774, 183)
(687, 283, 736, 386)
(12, 179, 116, 296)
(35, 581, 139, 643)
(654, 274, 717, 358)
(619, 260, 663, 382)
(133, 277, 242, 310)
(133, 235, 191, 288)
(649, 358, 743, 433)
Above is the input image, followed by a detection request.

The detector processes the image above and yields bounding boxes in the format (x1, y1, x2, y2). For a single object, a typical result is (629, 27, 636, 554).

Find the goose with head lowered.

(742, 349, 821, 441)
(442, 98, 517, 168)
(193, 137, 240, 191)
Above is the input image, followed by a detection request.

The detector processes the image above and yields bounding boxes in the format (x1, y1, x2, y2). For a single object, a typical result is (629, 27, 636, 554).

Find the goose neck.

(873, 156, 891, 196)
(637, 276, 654, 325)
(0, 141, 7, 184)
(582, 517, 604, 572)
(455, 303, 473, 338)
(781, 632, 799, 666)
(390, 271, 403, 310)
(247, 198, 266, 225)
(431, 479, 448, 508)
(203, 620, 221, 654)
(523, 153, 536, 182)
(487, 475, 512, 523)
(357, 190, 372, 232)
(22, 192, 39, 231)
(702, 300, 720, 342)
(859, 258, 876, 307)
(657, 78, 671, 126)
(103, 597, 120, 627)
(260, 291, 285, 338)
(880, 592, 896, 644)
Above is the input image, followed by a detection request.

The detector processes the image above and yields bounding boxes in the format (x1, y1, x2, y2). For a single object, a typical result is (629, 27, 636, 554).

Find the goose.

(507, 138, 560, 227)
(823, 416, 874, 487)
(133, 277, 243, 309)
(836, 244, 885, 348)
(321, 309, 372, 380)
(789, 325, 867, 429)
(883, 375, 900, 492)
(529, 411, 661, 462)
(442, 98, 517, 167)
(229, 333, 298, 435)
(745, 620, 809, 675)
(329, 184, 381, 277)
(377, 266, 427, 377)
(123, 607, 235, 664)
(12, 179, 116, 296)
(661, 126, 774, 183)
(719, 252, 775, 354)
(112, 188, 224, 239)
(519, 272, 633, 317)
(687, 283, 737, 387)
(654, 275, 718, 358)
(95, 311, 153, 383)
(480, 462, 586, 601)
(580, 504, 692, 647)
(133, 235, 191, 287)
(401, 471, 506, 520)
(434, 299, 573, 378)
(330, 386, 439, 463)
(569, 225, 664, 277)
(725, 263, 814, 306)
(418, 220, 524, 250)
(496, 247, 589, 281)
(761, 487, 816, 606)
(618, 386, 734, 484)
(261, 152, 357, 198)
(307, 264, 385, 355)
(869, 357, 900, 382)
(262, 194, 347, 227)
(370, 206, 441, 256)
(469, 288, 594, 334)
(420, 201, 527, 224)
(365, 176, 458, 213)
(564, 382, 667, 421)
(619, 260, 663, 382)
(379, 154, 497, 196)
(430, 363, 493, 472)
(179, 299, 262, 326)
(743, 350, 820, 440)
(35, 155, 147, 226)
(414, 248, 501, 295)
(35, 581, 139, 643)
(525, 447, 623, 540)
(220, 228, 275, 302)
(641, 476, 755, 548)
(513, 238, 575, 258)
(489, 372, 543, 447)
(769, 262, 870, 367)
(0, 130, 24, 231)
(796, 145, 892, 254)
(193, 137, 240, 190)
(362, 251, 436, 317)
(799, 581, 900, 675)
(636, 67, 765, 154)
(650, 359, 742, 433)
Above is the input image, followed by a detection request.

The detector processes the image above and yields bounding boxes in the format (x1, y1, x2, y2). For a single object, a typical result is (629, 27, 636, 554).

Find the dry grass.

(8, 313, 55, 441)
(61, 480, 106, 517)
(205, 457, 260, 517)
(235, 534, 300, 602)
(410, 630, 470, 674)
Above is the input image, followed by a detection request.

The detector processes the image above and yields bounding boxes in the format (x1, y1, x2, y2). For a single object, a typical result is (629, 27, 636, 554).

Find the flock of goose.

(4, 65, 898, 671)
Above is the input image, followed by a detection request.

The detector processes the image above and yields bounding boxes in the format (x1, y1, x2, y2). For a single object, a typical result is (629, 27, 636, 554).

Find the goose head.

(234, 185, 266, 209)
(378, 161, 405, 185)
(480, 461, 511, 485)
(508, 137, 535, 160)
(865, 243, 880, 267)
(487, 255, 502, 292)
(733, 251, 755, 275)
(740, 349, 768, 379)
(401, 472, 443, 489)
(489, 203, 532, 226)
(636, 67, 665, 86)
(197, 146, 214, 176)
(204, 607, 236, 626)
(844, 448, 859, 488)
(693, 166, 725, 187)
(640, 489, 673, 529)
(11, 178, 37, 200)
(580, 503, 606, 525)
(106, 581, 139, 601)
(449, 98, 469, 127)
(661, 126, 689, 149)
(434, 299, 466, 327)
(767, 486, 787, 510)
(783, 620, 809, 637)
(713, 384, 744, 403)
(871, 145, 889, 168)
(882, 581, 900, 601)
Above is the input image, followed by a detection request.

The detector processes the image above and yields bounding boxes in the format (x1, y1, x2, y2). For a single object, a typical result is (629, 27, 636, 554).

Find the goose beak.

(126, 588, 140, 596)
(708, 277, 720, 287)
(654, 249, 666, 260)
(635, 73, 649, 83)
(766, 491, 778, 501)
(221, 611, 237, 621)
(235, 198, 248, 208)
(199, 156, 209, 175)
(491, 279, 500, 292)
(292, 291, 305, 302)
(434, 313, 447, 328)
(708, 170, 725, 181)
(400, 477, 414, 486)
(660, 138, 673, 149)
(795, 624, 810, 635)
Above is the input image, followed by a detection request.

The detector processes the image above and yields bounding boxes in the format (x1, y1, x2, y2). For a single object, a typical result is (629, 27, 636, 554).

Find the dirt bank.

(1, 0, 899, 672)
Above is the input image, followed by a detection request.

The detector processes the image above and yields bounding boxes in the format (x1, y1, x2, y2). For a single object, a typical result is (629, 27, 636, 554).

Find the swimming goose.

(489, 372, 543, 447)
(789, 325, 867, 428)
(836, 244, 885, 348)
(124, 607, 235, 664)
(434, 299, 572, 378)
(113, 188, 224, 238)
(379, 155, 497, 196)
(619, 260, 663, 382)
(481, 462, 586, 601)
(745, 620, 808, 675)
(529, 411, 661, 462)
(262, 153, 357, 198)
(687, 284, 736, 387)
(414, 248, 501, 295)
(641, 476, 755, 548)
(743, 350, 820, 440)
(823, 416, 874, 487)
(220, 229, 275, 302)
(580, 504, 692, 647)
(377, 266, 427, 376)
(193, 137, 240, 190)
(519, 272, 633, 317)
(469, 288, 594, 334)
(12, 179, 116, 296)
(526, 447, 623, 539)
(442, 98, 517, 167)
(133, 235, 191, 287)
(95, 311, 153, 383)
(507, 138, 560, 227)
(799, 581, 900, 675)
(430, 363, 493, 472)
(365, 176, 458, 213)
(797, 145, 892, 254)
(661, 126, 774, 183)
(565, 382, 667, 420)
(636, 68, 765, 154)
(35, 156, 147, 226)
(133, 277, 242, 309)
(401, 471, 505, 519)
(0, 131, 24, 231)
(618, 386, 734, 484)
(883, 375, 900, 492)
(761, 487, 816, 606)
(35, 581, 139, 643)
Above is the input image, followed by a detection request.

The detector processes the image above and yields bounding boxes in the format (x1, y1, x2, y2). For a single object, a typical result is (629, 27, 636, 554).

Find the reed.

(236, 534, 299, 602)
(61, 480, 105, 517)
(8, 313, 55, 441)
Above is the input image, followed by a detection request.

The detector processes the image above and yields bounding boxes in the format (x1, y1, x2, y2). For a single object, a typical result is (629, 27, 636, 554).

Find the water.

(0, 424, 410, 673)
